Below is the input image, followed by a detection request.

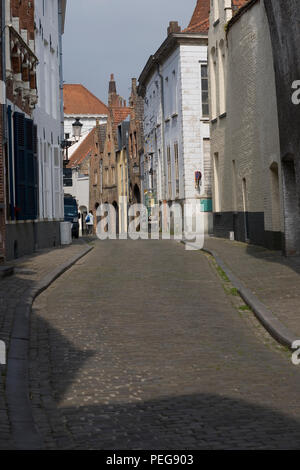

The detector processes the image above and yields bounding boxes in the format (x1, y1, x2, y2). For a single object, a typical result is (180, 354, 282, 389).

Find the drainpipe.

(156, 62, 167, 202)
(58, 0, 64, 142)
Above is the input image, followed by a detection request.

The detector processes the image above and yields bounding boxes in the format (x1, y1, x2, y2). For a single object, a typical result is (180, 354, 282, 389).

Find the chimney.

(167, 21, 181, 35)
(131, 78, 137, 93)
(109, 73, 116, 94)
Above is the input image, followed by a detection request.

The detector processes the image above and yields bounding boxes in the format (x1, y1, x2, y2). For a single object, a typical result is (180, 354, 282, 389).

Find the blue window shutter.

(14, 113, 38, 220)
(13, 112, 26, 220)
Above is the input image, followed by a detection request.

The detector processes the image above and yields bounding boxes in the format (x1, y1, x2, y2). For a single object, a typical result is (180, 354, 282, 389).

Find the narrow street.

(29, 240, 300, 450)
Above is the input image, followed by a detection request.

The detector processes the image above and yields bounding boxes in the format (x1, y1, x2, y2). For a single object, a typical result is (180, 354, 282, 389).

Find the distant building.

(116, 119, 130, 234)
(95, 75, 130, 208)
(128, 78, 144, 206)
(138, 0, 212, 233)
(65, 125, 99, 234)
(63, 84, 108, 141)
(62, 84, 108, 233)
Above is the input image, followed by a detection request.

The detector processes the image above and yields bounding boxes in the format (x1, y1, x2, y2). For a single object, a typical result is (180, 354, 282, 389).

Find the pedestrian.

(85, 210, 94, 235)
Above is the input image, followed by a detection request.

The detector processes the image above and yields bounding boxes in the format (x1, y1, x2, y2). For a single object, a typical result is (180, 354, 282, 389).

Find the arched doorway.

(112, 201, 119, 235)
(282, 155, 300, 255)
(133, 184, 141, 204)
(79, 205, 87, 236)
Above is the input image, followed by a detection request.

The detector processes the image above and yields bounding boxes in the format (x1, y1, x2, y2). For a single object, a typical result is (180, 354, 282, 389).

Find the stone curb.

(6, 241, 94, 450)
(182, 240, 298, 350)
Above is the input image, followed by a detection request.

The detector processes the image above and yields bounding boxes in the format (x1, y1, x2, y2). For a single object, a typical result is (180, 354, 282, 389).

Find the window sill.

(219, 112, 227, 119)
(211, 118, 218, 124)
(165, 117, 171, 123)
(171, 113, 178, 119)
(213, 19, 220, 27)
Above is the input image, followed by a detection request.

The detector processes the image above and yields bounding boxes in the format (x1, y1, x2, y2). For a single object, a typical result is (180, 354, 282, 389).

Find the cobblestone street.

(27, 239, 300, 449)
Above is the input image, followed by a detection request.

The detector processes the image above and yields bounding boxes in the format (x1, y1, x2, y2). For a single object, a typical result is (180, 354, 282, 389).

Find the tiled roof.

(232, 0, 249, 9)
(183, 0, 210, 33)
(63, 84, 108, 115)
(111, 107, 130, 127)
(67, 127, 96, 168)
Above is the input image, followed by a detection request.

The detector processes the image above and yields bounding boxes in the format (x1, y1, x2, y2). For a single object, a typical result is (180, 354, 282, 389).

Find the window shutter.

(14, 112, 26, 220)
(13, 113, 38, 220)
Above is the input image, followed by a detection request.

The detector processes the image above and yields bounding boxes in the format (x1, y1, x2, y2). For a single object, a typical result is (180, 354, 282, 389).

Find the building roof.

(183, 0, 210, 33)
(111, 107, 131, 127)
(67, 127, 96, 168)
(228, 0, 259, 31)
(63, 84, 108, 115)
(232, 0, 250, 9)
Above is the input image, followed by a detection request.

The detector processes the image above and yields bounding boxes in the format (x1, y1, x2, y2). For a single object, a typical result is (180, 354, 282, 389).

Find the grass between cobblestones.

(204, 252, 291, 359)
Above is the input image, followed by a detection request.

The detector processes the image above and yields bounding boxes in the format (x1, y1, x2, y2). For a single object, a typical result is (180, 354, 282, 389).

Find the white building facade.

(34, 0, 66, 227)
(138, 19, 212, 233)
(4, 0, 66, 259)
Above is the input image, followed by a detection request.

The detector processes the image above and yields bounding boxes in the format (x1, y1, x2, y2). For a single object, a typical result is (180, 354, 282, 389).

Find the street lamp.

(72, 117, 83, 141)
(61, 138, 73, 164)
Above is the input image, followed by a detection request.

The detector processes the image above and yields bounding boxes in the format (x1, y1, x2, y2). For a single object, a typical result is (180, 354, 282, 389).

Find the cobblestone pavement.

(0, 239, 93, 449)
(30, 239, 300, 449)
(204, 237, 300, 338)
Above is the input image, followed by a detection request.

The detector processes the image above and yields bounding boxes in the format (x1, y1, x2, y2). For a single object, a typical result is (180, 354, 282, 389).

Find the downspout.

(58, 0, 65, 220)
(58, 0, 64, 142)
(156, 62, 167, 202)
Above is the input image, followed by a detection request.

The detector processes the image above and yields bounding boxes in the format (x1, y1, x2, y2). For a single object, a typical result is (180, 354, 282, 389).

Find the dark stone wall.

(213, 212, 282, 250)
(264, 0, 300, 255)
(6, 221, 61, 260)
(264, 0, 300, 160)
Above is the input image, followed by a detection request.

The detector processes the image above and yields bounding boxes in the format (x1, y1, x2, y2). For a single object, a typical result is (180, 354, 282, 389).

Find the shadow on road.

(29, 312, 300, 450)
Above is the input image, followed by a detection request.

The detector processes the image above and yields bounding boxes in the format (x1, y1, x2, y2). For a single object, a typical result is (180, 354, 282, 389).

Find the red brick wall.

(11, 0, 35, 40)
(6, 0, 36, 115)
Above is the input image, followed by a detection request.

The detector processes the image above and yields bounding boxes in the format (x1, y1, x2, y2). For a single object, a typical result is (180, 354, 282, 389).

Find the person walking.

(85, 210, 94, 235)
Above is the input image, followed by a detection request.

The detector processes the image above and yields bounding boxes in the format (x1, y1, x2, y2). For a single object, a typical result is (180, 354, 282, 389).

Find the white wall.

(142, 40, 211, 223)
(64, 115, 107, 142)
(34, 0, 63, 221)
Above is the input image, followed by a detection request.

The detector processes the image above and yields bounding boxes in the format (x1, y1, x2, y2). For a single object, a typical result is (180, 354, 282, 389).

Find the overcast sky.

(63, 0, 196, 104)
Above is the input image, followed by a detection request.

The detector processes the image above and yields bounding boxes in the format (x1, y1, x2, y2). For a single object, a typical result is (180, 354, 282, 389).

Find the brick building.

(89, 75, 130, 214)
(128, 78, 144, 205)
(208, 0, 300, 254)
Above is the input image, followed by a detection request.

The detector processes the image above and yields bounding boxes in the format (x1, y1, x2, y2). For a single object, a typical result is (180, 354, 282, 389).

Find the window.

(213, 0, 219, 23)
(167, 145, 172, 200)
(200, 63, 209, 118)
(100, 160, 103, 193)
(218, 39, 226, 115)
(94, 170, 98, 186)
(213, 153, 220, 212)
(63, 168, 72, 187)
(111, 166, 116, 185)
(172, 70, 178, 115)
(13, 113, 38, 220)
(174, 142, 179, 197)
(210, 48, 217, 119)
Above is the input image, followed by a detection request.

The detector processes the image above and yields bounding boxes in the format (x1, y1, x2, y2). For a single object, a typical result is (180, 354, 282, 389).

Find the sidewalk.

(203, 237, 300, 344)
(0, 238, 94, 449)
